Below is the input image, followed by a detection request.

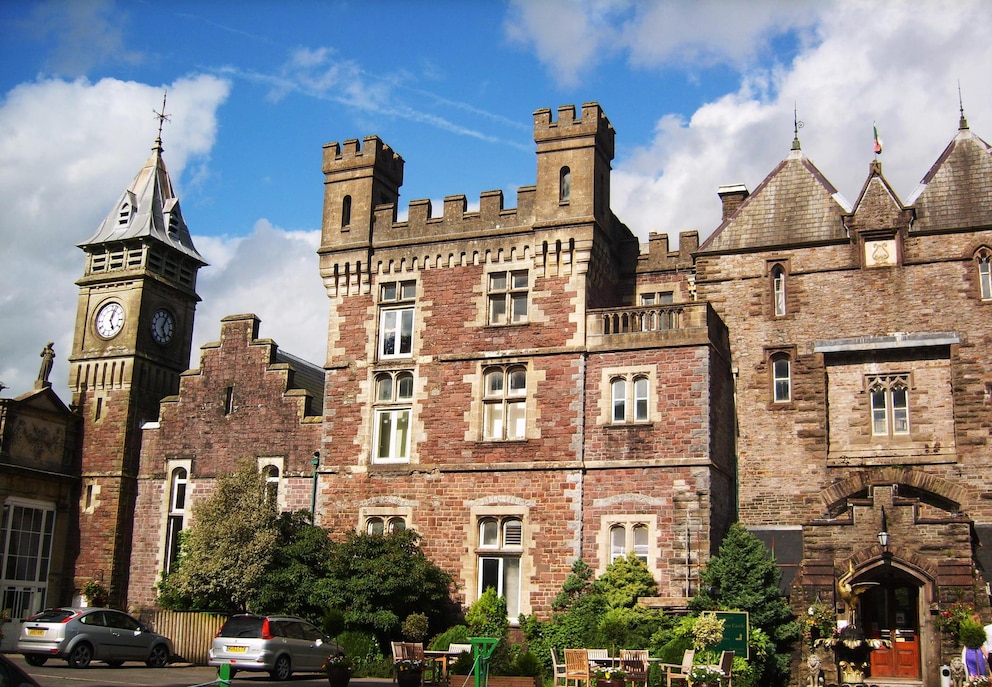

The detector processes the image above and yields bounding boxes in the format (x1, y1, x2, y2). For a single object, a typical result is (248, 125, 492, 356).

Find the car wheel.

(146, 644, 170, 668)
(270, 654, 292, 681)
(68, 643, 93, 668)
(24, 655, 48, 667)
(107, 660, 125, 668)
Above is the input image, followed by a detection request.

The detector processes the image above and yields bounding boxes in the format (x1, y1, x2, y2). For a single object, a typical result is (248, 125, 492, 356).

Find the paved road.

(5, 654, 394, 687)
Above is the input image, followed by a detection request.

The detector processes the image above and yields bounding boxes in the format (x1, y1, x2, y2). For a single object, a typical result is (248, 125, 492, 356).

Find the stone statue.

(950, 655, 966, 687)
(806, 652, 822, 687)
(37, 342, 55, 387)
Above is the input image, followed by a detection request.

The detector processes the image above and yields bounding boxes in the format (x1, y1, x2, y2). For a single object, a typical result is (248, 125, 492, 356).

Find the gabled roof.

(80, 138, 205, 264)
(908, 120, 992, 231)
(698, 148, 851, 254)
(846, 160, 913, 234)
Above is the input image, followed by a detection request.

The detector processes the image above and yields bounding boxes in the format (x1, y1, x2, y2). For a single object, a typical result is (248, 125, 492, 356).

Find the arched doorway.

(858, 566, 922, 679)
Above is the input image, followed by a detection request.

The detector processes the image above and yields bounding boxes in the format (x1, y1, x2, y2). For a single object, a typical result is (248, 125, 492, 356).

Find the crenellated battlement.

(637, 230, 700, 272)
(533, 102, 615, 156)
(322, 135, 404, 184)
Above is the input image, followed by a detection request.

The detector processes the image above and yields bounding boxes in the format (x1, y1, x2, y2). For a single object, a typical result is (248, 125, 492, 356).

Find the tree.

(323, 528, 455, 649)
(158, 458, 279, 612)
(250, 510, 337, 622)
(690, 523, 800, 687)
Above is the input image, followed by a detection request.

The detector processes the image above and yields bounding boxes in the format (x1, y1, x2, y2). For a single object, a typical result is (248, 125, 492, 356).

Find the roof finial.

(791, 103, 803, 151)
(153, 90, 171, 150)
(958, 80, 969, 130)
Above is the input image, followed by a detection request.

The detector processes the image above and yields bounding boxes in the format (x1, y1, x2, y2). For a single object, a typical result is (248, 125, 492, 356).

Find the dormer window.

(118, 202, 132, 226)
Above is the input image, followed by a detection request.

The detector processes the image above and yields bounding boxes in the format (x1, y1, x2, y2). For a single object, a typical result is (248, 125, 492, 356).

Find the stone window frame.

(358, 500, 415, 535)
(256, 456, 285, 511)
(598, 513, 656, 574)
(610, 374, 650, 424)
(867, 373, 911, 438)
(475, 513, 525, 622)
(559, 166, 571, 204)
(377, 279, 417, 360)
(486, 268, 529, 326)
(975, 247, 992, 301)
(372, 370, 414, 463)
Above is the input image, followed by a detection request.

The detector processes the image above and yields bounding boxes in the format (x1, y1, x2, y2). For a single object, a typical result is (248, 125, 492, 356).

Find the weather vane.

(153, 91, 171, 139)
(792, 103, 804, 151)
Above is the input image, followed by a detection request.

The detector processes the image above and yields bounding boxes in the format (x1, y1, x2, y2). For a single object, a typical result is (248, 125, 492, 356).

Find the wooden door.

(861, 583, 920, 679)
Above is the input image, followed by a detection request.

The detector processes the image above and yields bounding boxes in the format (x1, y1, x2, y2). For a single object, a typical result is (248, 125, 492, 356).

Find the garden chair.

(564, 649, 592, 687)
(551, 648, 568, 687)
(715, 651, 734, 687)
(663, 649, 694, 687)
(620, 649, 649, 687)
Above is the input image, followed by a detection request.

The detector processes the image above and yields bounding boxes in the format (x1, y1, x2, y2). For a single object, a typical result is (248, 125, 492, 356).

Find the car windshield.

(28, 609, 76, 623)
(218, 616, 263, 638)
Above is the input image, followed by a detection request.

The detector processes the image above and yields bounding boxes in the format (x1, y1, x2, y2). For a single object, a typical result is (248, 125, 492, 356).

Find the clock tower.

(68, 131, 205, 606)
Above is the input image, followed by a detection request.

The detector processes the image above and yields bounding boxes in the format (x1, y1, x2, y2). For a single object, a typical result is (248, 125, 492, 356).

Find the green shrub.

(430, 624, 471, 651)
(334, 630, 387, 676)
(960, 619, 987, 649)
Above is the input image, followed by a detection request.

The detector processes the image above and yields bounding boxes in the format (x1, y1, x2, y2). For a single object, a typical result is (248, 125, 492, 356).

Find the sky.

(1, 0, 991, 401)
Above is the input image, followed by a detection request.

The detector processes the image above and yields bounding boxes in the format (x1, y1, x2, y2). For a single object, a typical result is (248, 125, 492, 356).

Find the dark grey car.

(16, 607, 173, 669)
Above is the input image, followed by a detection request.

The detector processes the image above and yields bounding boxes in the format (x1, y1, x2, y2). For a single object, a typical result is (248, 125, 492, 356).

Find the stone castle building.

(7, 101, 988, 686)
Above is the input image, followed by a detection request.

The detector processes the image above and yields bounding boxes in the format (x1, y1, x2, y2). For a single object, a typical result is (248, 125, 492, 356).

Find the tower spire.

(153, 90, 171, 150)
(958, 80, 969, 130)
(791, 104, 803, 151)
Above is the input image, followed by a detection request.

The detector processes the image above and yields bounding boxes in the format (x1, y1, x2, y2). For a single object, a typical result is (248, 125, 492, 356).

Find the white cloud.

(192, 221, 327, 367)
(0, 75, 230, 398)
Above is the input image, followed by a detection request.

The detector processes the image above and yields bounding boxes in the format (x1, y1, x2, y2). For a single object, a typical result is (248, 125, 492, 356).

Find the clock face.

(151, 308, 175, 344)
(95, 302, 125, 338)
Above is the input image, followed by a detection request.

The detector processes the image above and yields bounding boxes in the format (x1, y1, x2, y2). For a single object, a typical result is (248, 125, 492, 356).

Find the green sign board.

(711, 611, 749, 659)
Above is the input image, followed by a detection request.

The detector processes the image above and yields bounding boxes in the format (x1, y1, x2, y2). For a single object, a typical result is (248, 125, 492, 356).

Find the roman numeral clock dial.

(95, 302, 125, 338)
(151, 308, 175, 344)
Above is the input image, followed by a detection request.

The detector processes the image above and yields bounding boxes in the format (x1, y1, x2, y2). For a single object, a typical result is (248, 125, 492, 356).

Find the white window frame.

(373, 371, 414, 463)
(477, 516, 523, 621)
(771, 263, 787, 317)
(868, 374, 910, 437)
(0, 498, 56, 619)
(610, 374, 650, 424)
(977, 249, 991, 300)
(609, 523, 649, 564)
(483, 365, 527, 440)
(378, 280, 416, 359)
(773, 356, 792, 403)
(487, 270, 529, 325)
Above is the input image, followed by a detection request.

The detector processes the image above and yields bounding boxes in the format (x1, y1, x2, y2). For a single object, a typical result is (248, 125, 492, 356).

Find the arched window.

(165, 468, 188, 572)
(611, 378, 626, 422)
(559, 167, 571, 203)
(609, 522, 650, 564)
(609, 374, 651, 423)
(477, 516, 523, 620)
(263, 465, 280, 504)
(977, 248, 991, 300)
(772, 355, 791, 403)
(483, 365, 527, 440)
(771, 264, 786, 316)
(869, 374, 910, 437)
(342, 195, 352, 227)
(373, 371, 414, 463)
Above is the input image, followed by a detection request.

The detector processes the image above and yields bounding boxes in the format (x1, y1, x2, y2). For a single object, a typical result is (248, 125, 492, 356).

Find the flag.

(873, 123, 883, 155)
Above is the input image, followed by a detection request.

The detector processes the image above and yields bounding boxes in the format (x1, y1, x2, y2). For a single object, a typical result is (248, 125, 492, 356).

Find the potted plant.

(593, 665, 627, 687)
(959, 619, 988, 679)
(395, 658, 426, 687)
(688, 664, 725, 687)
(324, 654, 353, 687)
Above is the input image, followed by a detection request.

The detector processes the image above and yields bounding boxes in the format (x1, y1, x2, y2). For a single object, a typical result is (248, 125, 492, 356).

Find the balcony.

(586, 302, 728, 352)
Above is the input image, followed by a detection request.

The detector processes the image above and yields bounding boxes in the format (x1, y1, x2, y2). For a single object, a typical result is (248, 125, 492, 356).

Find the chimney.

(718, 184, 749, 221)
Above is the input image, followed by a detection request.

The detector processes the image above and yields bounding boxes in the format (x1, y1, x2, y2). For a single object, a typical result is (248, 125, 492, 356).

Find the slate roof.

(697, 148, 851, 254)
(80, 138, 205, 264)
(907, 121, 992, 232)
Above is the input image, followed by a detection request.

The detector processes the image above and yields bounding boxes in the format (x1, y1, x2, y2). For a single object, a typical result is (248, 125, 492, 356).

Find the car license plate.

(27, 629, 45, 636)
(226, 645, 247, 653)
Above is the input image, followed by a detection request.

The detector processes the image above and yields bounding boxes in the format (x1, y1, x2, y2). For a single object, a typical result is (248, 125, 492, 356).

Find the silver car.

(209, 614, 344, 680)
(17, 607, 173, 669)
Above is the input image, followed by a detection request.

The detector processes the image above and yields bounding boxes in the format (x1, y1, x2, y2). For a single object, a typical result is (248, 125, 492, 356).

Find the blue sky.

(2, 0, 991, 399)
